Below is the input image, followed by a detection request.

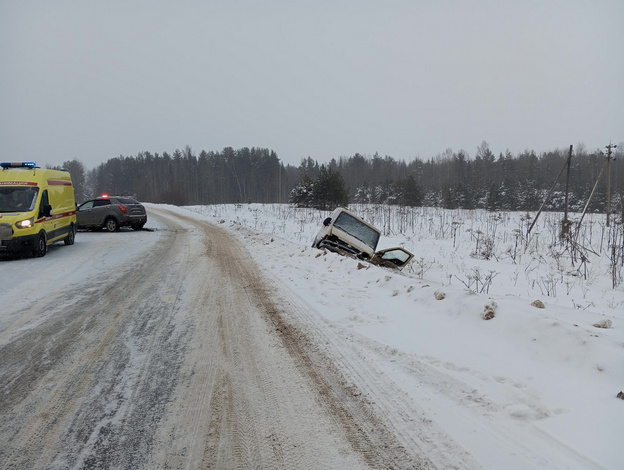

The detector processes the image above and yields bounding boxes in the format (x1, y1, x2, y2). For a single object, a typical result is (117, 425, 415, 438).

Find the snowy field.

(174, 203, 624, 469)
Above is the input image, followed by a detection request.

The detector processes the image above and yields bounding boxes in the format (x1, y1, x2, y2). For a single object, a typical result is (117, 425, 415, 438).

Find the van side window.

(38, 190, 50, 218)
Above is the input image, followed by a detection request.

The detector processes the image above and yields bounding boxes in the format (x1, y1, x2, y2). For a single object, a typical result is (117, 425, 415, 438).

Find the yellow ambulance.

(0, 162, 77, 257)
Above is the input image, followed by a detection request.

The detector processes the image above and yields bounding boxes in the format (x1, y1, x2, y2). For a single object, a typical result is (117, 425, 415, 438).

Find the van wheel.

(64, 224, 76, 245)
(105, 218, 119, 232)
(33, 232, 47, 258)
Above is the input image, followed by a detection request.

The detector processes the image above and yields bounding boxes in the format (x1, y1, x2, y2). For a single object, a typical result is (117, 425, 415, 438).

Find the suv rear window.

(116, 197, 139, 204)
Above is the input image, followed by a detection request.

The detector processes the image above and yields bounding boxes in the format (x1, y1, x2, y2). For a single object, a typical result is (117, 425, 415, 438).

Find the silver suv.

(76, 196, 147, 232)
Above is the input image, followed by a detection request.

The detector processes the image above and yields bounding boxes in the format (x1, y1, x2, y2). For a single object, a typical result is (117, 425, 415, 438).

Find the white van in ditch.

(0, 162, 77, 257)
(312, 207, 414, 269)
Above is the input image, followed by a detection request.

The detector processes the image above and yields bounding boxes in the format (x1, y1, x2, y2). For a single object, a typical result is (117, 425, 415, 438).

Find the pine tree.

(289, 174, 314, 207)
(312, 165, 349, 210)
(486, 183, 502, 211)
(61, 159, 87, 202)
(442, 185, 458, 209)
(399, 175, 423, 207)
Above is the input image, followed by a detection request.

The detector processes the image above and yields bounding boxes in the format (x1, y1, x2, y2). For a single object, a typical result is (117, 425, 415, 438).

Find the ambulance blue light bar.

(0, 162, 37, 168)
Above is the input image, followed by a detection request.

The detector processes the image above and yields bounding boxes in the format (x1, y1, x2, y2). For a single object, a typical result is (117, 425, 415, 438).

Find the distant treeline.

(59, 141, 623, 214)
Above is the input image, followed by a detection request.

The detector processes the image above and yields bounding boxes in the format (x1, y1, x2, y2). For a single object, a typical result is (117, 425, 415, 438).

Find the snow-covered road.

(1, 204, 622, 469)
(0, 207, 428, 469)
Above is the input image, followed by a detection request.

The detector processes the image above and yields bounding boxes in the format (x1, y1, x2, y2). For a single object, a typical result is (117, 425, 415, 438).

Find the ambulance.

(0, 162, 77, 257)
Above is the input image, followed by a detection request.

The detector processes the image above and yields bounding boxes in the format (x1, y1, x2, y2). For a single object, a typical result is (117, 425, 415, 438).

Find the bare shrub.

(414, 257, 435, 280)
(456, 268, 499, 294)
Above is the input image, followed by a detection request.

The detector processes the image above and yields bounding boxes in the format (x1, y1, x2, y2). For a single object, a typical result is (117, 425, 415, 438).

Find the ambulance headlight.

(16, 217, 34, 229)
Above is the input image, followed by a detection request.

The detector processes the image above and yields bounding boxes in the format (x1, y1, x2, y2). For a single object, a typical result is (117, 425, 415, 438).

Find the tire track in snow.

(169, 211, 428, 469)
(0, 218, 191, 469)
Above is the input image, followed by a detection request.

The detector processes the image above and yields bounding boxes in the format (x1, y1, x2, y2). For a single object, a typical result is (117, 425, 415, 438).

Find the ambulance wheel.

(33, 232, 47, 258)
(105, 217, 119, 232)
(64, 224, 76, 245)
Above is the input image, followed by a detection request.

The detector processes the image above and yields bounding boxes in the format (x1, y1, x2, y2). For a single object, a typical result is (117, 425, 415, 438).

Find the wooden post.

(605, 143, 616, 227)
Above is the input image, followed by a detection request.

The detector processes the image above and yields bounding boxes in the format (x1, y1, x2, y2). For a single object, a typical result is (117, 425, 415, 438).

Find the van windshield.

(333, 211, 380, 251)
(0, 186, 39, 212)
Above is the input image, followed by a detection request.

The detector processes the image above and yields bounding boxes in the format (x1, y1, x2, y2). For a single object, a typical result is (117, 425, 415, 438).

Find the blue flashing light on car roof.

(0, 161, 38, 168)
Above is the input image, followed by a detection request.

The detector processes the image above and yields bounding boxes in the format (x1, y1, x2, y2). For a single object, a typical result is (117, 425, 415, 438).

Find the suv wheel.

(105, 217, 119, 232)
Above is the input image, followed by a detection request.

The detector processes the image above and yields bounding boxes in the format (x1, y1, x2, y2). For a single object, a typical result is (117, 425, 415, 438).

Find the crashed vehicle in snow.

(312, 207, 413, 269)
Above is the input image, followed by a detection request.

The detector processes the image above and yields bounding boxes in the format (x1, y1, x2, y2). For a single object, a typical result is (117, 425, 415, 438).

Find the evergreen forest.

(57, 141, 623, 216)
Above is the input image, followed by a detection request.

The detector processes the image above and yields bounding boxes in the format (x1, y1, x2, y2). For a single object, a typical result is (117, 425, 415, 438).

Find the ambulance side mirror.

(43, 204, 52, 217)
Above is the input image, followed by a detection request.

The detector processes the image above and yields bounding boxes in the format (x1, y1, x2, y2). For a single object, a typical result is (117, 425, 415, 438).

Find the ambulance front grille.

(0, 223, 12, 240)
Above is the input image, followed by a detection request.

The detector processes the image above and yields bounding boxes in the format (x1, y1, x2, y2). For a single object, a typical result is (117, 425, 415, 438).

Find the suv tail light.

(118, 205, 127, 214)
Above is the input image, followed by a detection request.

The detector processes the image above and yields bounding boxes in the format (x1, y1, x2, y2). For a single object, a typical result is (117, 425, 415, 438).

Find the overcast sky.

(1, 0, 622, 170)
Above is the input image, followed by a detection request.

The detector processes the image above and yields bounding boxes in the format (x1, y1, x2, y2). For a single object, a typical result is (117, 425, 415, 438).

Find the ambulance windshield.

(0, 186, 39, 212)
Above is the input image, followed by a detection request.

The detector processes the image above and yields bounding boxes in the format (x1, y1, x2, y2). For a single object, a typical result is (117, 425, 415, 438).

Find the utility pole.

(562, 145, 573, 237)
(606, 143, 617, 227)
(528, 151, 571, 236)
(278, 162, 282, 203)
